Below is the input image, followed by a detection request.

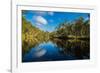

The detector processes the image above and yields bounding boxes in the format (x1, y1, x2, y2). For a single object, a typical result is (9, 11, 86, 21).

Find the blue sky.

(22, 10, 89, 32)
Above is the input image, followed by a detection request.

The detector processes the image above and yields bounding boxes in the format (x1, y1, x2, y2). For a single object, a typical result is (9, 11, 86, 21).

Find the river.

(22, 39, 90, 62)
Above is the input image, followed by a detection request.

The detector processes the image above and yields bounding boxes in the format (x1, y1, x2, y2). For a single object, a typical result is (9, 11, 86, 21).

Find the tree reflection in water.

(51, 38, 90, 59)
(22, 38, 90, 62)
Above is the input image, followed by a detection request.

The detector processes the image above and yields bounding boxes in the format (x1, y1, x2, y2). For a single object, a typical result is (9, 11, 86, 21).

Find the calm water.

(22, 39, 90, 62)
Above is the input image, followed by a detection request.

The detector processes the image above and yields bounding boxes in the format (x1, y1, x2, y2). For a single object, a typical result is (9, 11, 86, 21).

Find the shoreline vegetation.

(22, 16, 90, 54)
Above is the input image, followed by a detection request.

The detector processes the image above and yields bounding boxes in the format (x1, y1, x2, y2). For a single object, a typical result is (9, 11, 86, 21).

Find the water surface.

(22, 39, 90, 62)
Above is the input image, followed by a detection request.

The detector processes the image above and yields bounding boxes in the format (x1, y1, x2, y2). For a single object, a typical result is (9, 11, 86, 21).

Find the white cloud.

(34, 16, 48, 25)
(35, 11, 54, 16)
(35, 22, 41, 26)
(48, 12, 54, 16)
(35, 11, 46, 15)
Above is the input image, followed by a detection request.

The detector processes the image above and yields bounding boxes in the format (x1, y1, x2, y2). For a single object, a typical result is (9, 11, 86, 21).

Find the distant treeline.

(50, 17, 90, 39)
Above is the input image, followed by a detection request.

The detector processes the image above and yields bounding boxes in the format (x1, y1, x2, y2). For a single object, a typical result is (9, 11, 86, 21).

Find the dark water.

(22, 39, 90, 62)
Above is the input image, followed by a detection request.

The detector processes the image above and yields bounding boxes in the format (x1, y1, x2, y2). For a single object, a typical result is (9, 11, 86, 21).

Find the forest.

(50, 16, 90, 40)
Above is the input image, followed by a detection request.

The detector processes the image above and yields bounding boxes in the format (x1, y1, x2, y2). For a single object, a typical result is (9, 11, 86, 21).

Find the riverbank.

(51, 35, 89, 40)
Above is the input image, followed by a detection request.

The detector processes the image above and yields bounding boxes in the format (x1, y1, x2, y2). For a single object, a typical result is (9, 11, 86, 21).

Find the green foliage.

(22, 16, 50, 54)
(51, 17, 90, 39)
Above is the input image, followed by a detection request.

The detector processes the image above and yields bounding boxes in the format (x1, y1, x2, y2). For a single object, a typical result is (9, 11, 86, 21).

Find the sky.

(22, 10, 90, 32)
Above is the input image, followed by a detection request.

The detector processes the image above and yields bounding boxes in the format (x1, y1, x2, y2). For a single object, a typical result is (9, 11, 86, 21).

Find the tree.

(72, 17, 84, 38)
